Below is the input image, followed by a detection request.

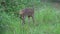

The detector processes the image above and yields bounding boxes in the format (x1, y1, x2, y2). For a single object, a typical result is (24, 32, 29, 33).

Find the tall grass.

(0, 4, 60, 34)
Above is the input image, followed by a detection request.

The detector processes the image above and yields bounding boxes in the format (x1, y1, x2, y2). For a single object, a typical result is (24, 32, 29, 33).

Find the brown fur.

(19, 8, 34, 24)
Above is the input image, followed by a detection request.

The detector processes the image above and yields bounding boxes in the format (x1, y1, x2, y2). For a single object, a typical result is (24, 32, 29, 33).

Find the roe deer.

(19, 8, 34, 24)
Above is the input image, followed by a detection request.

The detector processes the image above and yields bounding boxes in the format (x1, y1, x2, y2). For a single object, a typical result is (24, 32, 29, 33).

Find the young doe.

(19, 8, 34, 24)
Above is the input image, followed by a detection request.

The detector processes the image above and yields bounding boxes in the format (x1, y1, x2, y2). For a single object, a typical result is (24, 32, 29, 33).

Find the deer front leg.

(22, 16, 25, 24)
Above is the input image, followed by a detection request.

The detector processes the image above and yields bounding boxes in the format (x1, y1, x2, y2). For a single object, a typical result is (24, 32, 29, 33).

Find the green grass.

(0, 5, 60, 34)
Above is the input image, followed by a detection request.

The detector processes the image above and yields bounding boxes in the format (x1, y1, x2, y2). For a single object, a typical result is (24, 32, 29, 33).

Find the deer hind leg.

(28, 16, 30, 24)
(32, 15, 35, 23)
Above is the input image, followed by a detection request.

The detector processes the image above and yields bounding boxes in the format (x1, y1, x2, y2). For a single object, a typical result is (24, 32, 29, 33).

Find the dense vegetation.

(0, 0, 60, 34)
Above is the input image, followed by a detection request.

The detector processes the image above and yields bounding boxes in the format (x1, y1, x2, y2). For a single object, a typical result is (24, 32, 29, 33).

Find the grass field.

(0, 3, 60, 34)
